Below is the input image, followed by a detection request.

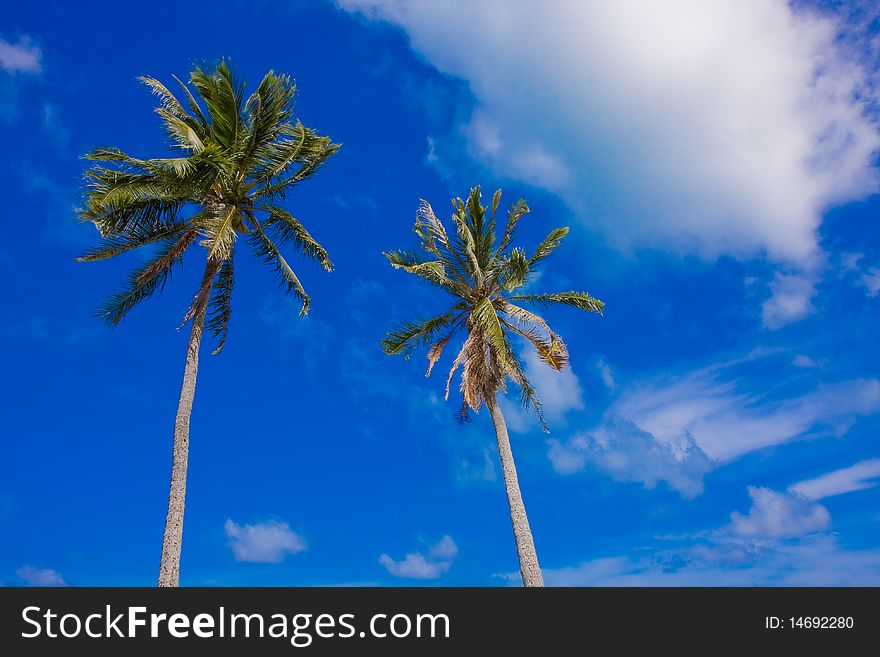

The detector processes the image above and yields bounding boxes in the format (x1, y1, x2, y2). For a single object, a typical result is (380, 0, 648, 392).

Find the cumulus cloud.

(16, 565, 65, 587)
(729, 487, 830, 538)
(548, 419, 713, 498)
(792, 459, 880, 500)
(224, 519, 307, 563)
(379, 535, 458, 579)
(340, 0, 880, 266)
(0, 37, 41, 74)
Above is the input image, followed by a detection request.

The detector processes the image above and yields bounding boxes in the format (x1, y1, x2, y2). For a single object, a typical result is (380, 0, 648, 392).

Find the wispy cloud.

(379, 535, 458, 579)
(224, 519, 307, 563)
(0, 37, 41, 74)
(16, 565, 65, 587)
(539, 535, 880, 586)
(792, 459, 880, 500)
(546, 351, 880, 496)
(609, 368, 879, 463)
(595, 358, 616, 390)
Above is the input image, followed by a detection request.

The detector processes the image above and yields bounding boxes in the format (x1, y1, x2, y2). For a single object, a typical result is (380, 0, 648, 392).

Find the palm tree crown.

(78, 60, 340, 349)
(382, 186, 604, 428)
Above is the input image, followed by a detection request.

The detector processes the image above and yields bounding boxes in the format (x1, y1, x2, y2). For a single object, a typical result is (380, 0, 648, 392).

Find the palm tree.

(77, 61, 339, 587)
(382, 187, 603, 586)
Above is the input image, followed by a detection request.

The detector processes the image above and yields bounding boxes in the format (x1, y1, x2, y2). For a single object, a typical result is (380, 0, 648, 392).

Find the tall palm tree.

(77, 61, 339, 587)
(382, 187, 603, 587)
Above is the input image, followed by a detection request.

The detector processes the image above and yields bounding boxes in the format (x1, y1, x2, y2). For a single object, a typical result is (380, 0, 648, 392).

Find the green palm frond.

(508, 291, 604, 314)
(242, 71, 296, 166)
(172, 74, 209, 130)
(383, 250, 450, 288)
(251, 123, 340, 197)
(471, 297, 510, 366)
(189, 60, 243, 150)
(381, 310, 462, 357)
(97, 227, 198, 326)
(206, 254, 234, 354)
(497, 247, 530, 291)
(261, 204, 332, 272)
(76, 219, 188, 262)
(140, 76, 206, 152)
(529, 226, 569, 265)
(198, 205, 238, 262)
(496, 198, 529, 255)
(247, 221, 311, 316)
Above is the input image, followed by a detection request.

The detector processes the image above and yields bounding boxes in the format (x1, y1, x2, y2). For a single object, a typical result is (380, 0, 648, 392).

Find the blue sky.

(1, 0, 880, 586)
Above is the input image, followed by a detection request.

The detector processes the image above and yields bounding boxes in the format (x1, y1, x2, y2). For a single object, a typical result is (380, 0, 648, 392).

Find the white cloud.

(546, 352, 880, 495)
(340, 0, 880, 266)
(791, 458, 880, 500)
(224, 519, 307, 563)
(16, 565, 65, 587)
(539, 535, 880, 586)
(548, 419, 713, 498)
(456, 448, 497, 484)
(379, 535, 458, 579)
(427, 534, 458, 560)
(613, 369, 880, 462)
(729, 487, 830, 538)
(596, 358, 616, 389)
(861, 267, 880, 297)
(0, 37, 41, 74)
(761, 271, 817, 329)
(792, 354, 816, 368)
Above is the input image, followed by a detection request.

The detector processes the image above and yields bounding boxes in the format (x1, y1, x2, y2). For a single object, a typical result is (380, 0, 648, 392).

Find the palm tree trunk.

(487, 397, 544, 587)
(157, 259, 220, 587)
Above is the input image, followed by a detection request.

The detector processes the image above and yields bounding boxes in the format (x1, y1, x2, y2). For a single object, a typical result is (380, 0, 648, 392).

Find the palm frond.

(382, 310, 461, 357)
(189, 60, 243, 150)
(383, 250, 451, 288)
(199, 204, 238, 262)
(496, 198, 529, 255)
(250, 122, 340, 197)
(140, 75, 208, 153)
(206, 254, 234, 354)
(76, 219, 188, 262)
(498, 247, 530, 291)
(242, 70, 296, 166)
(529, 226, 569, 265)
(471, 297, 510, 366)
(246, 220, 311, 316)
(508, 291, 605, 314)
(260, 204, 332, 271)
(172, 74, 209, 130)
(97, 227, 198, 325)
